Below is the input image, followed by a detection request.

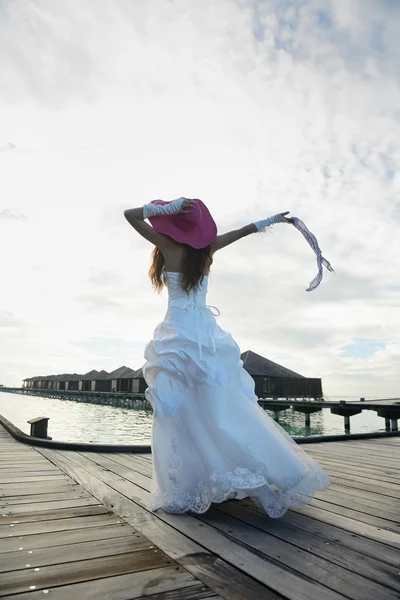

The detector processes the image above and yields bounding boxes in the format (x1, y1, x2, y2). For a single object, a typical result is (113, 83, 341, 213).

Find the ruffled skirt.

(143, 306, 330, 517)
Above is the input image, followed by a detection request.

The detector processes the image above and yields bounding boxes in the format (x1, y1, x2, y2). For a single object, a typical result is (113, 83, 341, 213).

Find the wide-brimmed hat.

(148, 199, 217, 249)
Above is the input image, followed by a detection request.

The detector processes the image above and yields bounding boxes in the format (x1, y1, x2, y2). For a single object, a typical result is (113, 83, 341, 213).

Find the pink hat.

(148, 199, 217, 249)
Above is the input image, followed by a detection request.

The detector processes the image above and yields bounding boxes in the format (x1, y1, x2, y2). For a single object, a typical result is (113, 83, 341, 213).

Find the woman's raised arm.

(123, 198, 190, 249)
(211, 224, 257, 252)
(211, 212, 292, 253)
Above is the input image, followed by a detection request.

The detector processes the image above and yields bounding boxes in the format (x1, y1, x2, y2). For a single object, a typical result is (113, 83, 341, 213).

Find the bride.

(124, 197, 330, 517)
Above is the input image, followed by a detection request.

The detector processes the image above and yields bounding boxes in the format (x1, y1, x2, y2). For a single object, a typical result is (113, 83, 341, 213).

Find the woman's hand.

(280, 211, 294, 224)
(179, 198, 196, 214)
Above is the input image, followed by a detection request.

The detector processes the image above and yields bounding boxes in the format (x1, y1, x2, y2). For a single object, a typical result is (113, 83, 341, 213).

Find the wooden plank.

(278, 501, 399, 569)
(318, 440, 400, 455)
(0, 473, 70, 485)
(0, 447, 38, 453)
(0, 428, 196, 600)
(327, 482, 399, 507)
(4, 433, 391, 600)
(311, 452, 400, 475)
(0, 490, 92, 506)
(321, 440, 400, 454)
(311, 455, 400, 473)
(315, 489, 400, 522)
(0, 533, 152, 573)
(99, 452, 153, 478)
(0, 504, 111, 524)
(0, 547, 174, 597)
(313, 456, 400, 482)
(324, 466, 400, 488)
(0, 469, 65, 483)
(0, 468, 60, 477)
(0, 522, 135, 554)
(306, 448, 400, 470)
(123, 453, 153, 467)
(84, 452, 152, 488)
(0, 452, 32, 457)
(134, 453, 152, 461)
(1, 497, 101, 516)
(321, 472, 400, 498)
(0, 464, 59, 472)
(0, 450, 37, 455)
(213, 502, 400, 594)
(308, 498, 400, 533)
(195, 507, 398, 600)
(1, 475, 76, 487)
(133, 590, 220, 599)
(239, 499, 400, 566)
(324, 476, 399, 504)
(39, 448, 347, 600)
(325, 466, 400, 486)
(0, 458, 50, 466)
(0, 451, 53, 460)
(0, 480, 80, 497)
(364, 438, 400, 445)
(114, 441, 400, 518)
(38, 448, 290, 600)
(103, 452, 152, 466)
(97, 452, 153, 479)
(2, 566, 211, 600)
(1, 475, 77, 487)
(0, 458, 50, 465)
(0, 513, 122, 538)
(293, 504, 400, 548)
(306, 440, 400, 458)
(81, 449, 400, 546)
(329, 469, 400, 487)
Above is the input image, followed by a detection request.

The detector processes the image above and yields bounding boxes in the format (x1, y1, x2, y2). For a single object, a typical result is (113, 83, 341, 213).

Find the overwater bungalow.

(131, 368, 147, 394)
(241, 350, 322, 399)
(21, 351, 322, 399)
(105, 366, 147, 394)
(64, 374, 83, 391)
(80, 369, 110, 392)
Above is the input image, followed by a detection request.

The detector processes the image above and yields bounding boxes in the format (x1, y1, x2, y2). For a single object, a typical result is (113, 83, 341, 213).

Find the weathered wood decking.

(1, 425, 399, 599)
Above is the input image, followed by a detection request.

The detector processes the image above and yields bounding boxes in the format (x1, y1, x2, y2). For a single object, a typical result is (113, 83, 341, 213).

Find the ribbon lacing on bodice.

(164, 271, 220, 362)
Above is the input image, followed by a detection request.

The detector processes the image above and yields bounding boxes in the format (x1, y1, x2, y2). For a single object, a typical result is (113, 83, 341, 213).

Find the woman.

(124, 197, 330, 517)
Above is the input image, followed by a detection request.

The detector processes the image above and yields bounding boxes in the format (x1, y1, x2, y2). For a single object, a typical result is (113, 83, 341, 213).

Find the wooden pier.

(259, 397, 400, 432)
(1, 424, 399, 599)
(3, 387, 400, 432)
(1, 387, 149, 411)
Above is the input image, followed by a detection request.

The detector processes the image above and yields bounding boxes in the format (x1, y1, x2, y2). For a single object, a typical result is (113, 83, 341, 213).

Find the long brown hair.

(149, 245, 213, 294)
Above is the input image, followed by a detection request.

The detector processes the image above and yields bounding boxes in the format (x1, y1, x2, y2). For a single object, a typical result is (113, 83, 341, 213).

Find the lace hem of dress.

(151, 462, 331, 518)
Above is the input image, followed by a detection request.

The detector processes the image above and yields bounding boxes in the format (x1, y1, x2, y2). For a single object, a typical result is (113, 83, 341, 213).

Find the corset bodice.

(163, 271, 219, 361)
(164, 271, 208, 308)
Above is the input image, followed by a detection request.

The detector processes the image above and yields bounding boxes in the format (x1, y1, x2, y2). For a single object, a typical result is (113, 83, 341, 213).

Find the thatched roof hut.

(241, 350, 305, 378)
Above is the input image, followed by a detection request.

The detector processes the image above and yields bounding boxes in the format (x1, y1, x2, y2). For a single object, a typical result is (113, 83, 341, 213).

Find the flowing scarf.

(291, 217, 334, 291)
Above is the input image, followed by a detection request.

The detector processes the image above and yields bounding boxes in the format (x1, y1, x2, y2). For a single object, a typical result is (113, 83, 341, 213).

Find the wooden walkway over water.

(1, 425, 399, 599)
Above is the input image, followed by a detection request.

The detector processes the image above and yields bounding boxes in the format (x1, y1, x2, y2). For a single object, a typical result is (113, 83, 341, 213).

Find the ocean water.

(0, 391, 387, 444)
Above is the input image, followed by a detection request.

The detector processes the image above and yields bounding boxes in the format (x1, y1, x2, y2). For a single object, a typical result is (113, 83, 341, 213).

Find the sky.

(1, 0, 399, 398)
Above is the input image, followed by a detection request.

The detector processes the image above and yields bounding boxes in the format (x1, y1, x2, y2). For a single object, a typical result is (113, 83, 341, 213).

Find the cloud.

(0, 0, 399, 399)
(0, 209, 27, 220)
(0, 142, 17, 152)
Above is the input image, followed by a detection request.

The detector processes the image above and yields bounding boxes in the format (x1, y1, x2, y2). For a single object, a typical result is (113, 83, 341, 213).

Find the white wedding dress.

(143, 271, 330, 517)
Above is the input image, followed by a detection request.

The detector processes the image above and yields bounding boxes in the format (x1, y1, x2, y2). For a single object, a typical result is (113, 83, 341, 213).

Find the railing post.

(27, 417, 51, 439)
